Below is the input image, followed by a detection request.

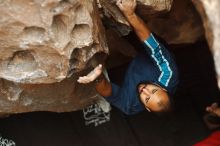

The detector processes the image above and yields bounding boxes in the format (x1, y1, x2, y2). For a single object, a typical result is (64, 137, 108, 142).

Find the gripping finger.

(116, 0, 122, 8)
(211, 102, 218, 109)
(206, 106, 213, 112)
(77, 77, 88, 83)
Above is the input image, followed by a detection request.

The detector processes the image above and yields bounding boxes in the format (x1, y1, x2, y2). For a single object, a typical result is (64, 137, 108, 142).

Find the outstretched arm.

(77, 65, 112, 97)
(116, 0, 151, 41)
(117, 0, 178, 90)
(77, 65, 131, 114)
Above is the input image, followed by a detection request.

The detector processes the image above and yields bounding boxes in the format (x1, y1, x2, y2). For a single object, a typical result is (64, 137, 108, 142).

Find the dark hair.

(157, 100, 171, 113)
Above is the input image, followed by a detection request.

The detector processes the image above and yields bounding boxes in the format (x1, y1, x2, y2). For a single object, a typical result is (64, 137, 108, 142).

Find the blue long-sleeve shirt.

(105, 33, 179, 115)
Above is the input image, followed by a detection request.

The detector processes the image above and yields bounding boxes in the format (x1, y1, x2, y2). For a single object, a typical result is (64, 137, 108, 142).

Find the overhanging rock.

(0, 0, 108, 113)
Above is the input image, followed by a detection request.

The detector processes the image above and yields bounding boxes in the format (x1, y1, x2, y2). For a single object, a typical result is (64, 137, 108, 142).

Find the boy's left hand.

(77, 64, 103, 84)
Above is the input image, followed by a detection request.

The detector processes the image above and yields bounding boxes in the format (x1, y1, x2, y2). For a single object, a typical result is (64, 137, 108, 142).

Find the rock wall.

(192, 0, 220, 89)
(146, 0, 204, 44)
(0, 0, 108, 113)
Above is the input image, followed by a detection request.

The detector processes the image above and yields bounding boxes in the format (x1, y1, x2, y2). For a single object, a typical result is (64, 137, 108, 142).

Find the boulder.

(192, 0, 220, 89)
(0, 0, 108, 113)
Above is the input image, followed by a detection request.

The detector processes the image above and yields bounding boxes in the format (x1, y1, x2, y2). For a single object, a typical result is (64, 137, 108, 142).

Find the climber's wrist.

(94, 73, 104, 84)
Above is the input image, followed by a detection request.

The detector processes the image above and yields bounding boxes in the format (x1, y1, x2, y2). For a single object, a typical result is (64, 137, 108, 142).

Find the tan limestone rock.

(192, 0, 220, 89)
(0, 0, 108, 113)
